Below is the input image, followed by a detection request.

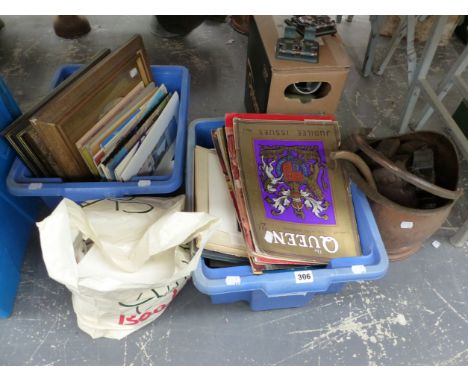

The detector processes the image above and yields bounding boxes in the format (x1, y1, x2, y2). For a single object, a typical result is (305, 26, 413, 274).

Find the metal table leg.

(419, 78, 468, 158)
(376, 16, 407, 76)
(416, 45, 468, 130)
(362, 16, 384, 77)
(406, 16, 418, 84)
(398, 16, 449, 133)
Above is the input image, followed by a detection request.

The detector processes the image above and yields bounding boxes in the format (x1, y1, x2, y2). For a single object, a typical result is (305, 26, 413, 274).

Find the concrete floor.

(0, 15, 467, 365)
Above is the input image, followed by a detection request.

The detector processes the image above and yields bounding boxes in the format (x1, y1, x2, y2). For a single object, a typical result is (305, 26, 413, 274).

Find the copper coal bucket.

(332, 132, 463, 261)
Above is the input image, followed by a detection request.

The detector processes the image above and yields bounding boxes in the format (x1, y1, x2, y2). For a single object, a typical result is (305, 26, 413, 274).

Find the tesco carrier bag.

(37, 195, 218, 339)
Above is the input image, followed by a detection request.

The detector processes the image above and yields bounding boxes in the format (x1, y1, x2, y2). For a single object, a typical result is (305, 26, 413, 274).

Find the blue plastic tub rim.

(192, 184, 389, 298)
(7, 64, 190, 198)
(187, 117, 389, 298)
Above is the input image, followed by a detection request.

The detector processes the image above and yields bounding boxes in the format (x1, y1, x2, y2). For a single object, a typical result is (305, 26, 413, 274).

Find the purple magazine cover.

(254, 139, 336, 225)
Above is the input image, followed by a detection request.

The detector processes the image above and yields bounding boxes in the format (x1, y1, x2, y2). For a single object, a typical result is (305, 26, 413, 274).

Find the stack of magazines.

(195, 113, 361, 274)
(1, 35, 178, 181)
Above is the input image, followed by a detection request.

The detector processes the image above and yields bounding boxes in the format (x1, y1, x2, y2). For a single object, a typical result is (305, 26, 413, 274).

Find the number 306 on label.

(294, 270, 314, 283)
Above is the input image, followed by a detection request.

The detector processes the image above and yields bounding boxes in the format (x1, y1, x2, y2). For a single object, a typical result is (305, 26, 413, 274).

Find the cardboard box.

(245, 16, 350, 115)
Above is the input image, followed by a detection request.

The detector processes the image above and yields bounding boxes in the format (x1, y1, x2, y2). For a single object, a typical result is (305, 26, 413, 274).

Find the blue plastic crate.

(187, 118, 389, 311)
(7, 64, 190, 208)
(0, 77, 40, 318)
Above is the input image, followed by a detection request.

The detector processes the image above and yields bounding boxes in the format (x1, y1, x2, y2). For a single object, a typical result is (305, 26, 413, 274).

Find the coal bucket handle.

(330, 150, 378, 191)
(352, 134, 463, 201)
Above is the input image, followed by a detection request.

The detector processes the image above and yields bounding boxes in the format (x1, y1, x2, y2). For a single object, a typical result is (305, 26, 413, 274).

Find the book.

(137, 118, 177, 177)
(115, 91, 180, 181)
(99, 84, 167, 152)
(102, 92, 173, 180)
(93, 85, 164, 179)
(75, 81, 145, 176)
(211, 128, 242, 222)
(194, 145, 248, 258)
(85, 82, 157, 174)
(204, 255, 251, 268)
(223, 113, 361, 273)
(210, 126, 310, 272)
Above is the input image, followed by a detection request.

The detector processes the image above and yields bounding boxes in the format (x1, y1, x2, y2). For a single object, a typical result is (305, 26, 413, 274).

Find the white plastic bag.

(37, 195, 218, 339)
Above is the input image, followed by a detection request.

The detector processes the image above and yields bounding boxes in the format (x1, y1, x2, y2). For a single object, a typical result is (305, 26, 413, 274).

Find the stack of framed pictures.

(2, 35, 178, 182)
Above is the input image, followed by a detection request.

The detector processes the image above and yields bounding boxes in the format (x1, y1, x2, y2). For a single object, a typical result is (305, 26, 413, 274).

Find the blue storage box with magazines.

(0, 77, 40, 318)
(7, 64, 190, 208)
(186, 117, 389, 311)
